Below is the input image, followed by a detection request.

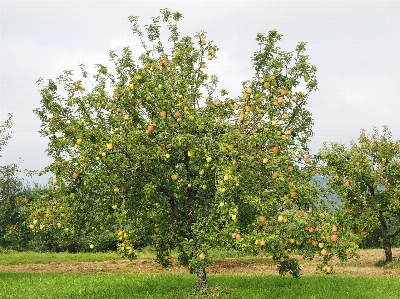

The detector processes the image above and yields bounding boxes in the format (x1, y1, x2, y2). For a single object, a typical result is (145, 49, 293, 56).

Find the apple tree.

(319, 126, 400, 262)
(34, 9, 357, 292)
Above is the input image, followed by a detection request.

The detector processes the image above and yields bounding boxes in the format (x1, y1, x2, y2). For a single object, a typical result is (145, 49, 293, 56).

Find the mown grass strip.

(0, 251, 121, 265)
(1, 273, 400, 299)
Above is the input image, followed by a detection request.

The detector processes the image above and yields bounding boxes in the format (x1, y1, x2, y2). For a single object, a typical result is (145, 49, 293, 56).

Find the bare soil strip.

(2, 248, 399, 277)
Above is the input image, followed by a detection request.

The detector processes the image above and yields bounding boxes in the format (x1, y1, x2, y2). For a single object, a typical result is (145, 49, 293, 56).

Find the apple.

(297, 210, 303, 216)
(330, 234, 338, 242)
(171, 174, 179, 180)
(318, 242, 324, 248)
(308, 227, 315, 233)
(160, 110, 167, 117)
(188, 151, 194, 157)
(321, 249, 328, 256)
(290, 191, 297, 198)
(219, 187, 226, 193)
(57, 222, 62, 228)
(201, 39, 206, 45)
(146, 125, 154, 133)
(235, 233, 241, 239)
(277, 215, 284, 222)
(332, 225, 338, 232)
(305, 157, 311, 163)
(76, 138, 82, 145)
(39, 224, 45, 230)
(277, 97, 284, 104)
(231, 232, 237, 238)
(264, 82, 270, 88)
(246, 87, 253, 94)
(114, 187, 119, 193)
(279, 257, 285, 262)
(280, 89, 288, 96)
(165, 153, 171, 159)
(311, 241, 318, 246)
(238, 114, 244, 121)
(345, 250, 351, 256)
(320, 212, 326, 218)
(199, 169, 205, 176)
(273, 146, 279, 153)
(262, 158, 268, 164)
(200, 63, 206, 68)
(272, 171, 279, 178)
(72, 172, 78, 179)
(385, 189, 389, 193)
(259, 239, 265, 246)
(325, 266, 332, 274)
(245, 106, 251, 112)
(271, 120, 276, 126)
(344, 181, 350, 187)
(231, 214, 237, 221)
(394, 147, 398, 152)
(90, 244, 95, 249)
(259, 215, 266, 222)
(283, 114, 289, 119)
(175, 111, 181, 117)
(296, 240, 302, 246)
(288, 165, 293, 171)
(214, 99, 221, 106)
(157, 145, 162, 151)
(198, 252, 205, 260)
(206, 157, 212, 163)
(289, 238, 295, 244)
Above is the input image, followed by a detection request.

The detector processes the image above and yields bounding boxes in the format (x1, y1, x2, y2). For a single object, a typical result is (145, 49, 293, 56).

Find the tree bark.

(383, 236, 393, 262)
(194, 263, 209, 293)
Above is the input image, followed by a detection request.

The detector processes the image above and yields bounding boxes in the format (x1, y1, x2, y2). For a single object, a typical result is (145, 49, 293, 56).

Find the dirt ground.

(2, 248, 400, 277)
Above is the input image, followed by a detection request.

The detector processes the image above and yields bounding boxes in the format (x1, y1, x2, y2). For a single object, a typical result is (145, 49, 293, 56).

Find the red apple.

(290, 191, 297, 198)
(332, 225, 338, 232)
(305, 157, 311, 163)
(198, 252, 205, 260)
(201, 39, 206, 45)
(235, 233, 241, 240)
(321, 249, 328, 256)
(311, 240, 318, 246)
(273, 146, 279, 153)
(259, 215, 266, 222)
(160, 110, 167, 117)
(394, 147, 398, 152)
(156, 145, 162, 151)
(214, 99, 221, 106)
(72, 172, 78, 179)
(272, 171, 279, 178)
(147, 125, 154, 132)
(308, 227, 315, 233)
(259, 239, 265, 246)
(330, 234, 338, 242)
(288, 165, 293, 171)
(280, 89, 288, 96)
(238, 115, 244, 121)
(175, 111, 181, 117)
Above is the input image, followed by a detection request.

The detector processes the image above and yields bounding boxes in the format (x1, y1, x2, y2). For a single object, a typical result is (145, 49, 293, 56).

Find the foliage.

(319, 126, 400, 261)
(33, 9, 357, 290)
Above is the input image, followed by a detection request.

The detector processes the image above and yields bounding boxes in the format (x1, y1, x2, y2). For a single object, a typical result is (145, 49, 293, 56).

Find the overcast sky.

(1, 1, 400, 185)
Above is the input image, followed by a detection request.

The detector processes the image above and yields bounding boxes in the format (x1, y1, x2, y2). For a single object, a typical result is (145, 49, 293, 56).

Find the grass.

(0, 251, 121, 266)
(1, 272, 400, 299)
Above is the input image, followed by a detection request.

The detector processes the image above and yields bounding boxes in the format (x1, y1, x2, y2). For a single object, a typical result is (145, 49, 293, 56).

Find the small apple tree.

(34, 9, 357, 292)
(319, 126, 400, 262)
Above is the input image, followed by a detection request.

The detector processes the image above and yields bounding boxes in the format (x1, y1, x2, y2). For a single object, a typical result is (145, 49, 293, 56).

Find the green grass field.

(1, 272, 400, 299)
(1, 249, 400, 298)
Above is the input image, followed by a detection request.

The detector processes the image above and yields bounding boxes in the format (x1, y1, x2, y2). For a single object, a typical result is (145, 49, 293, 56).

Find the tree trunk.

(194, 263, 209, 293)
(383, 236, 393, 262)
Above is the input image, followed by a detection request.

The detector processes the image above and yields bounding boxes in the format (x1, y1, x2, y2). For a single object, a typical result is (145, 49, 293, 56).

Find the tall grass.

(1, 273, 400, 299)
